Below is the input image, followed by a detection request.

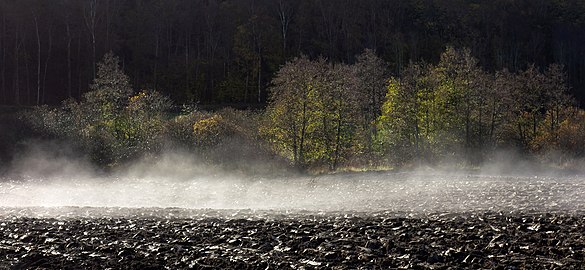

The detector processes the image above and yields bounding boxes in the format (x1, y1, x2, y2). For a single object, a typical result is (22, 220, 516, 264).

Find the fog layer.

(1, 150, 584, 214)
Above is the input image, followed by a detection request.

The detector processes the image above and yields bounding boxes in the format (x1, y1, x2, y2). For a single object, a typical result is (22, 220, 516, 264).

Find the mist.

(0, 142, 584, 218)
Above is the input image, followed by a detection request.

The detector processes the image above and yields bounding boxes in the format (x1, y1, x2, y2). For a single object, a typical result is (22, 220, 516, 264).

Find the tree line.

(20, 49, 585, 172)
(264, 47, 583, 170)
(0, 0, 584, 107)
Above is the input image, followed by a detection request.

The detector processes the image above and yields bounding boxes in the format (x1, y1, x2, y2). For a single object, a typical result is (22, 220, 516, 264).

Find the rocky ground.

(0, 210, 583, 269)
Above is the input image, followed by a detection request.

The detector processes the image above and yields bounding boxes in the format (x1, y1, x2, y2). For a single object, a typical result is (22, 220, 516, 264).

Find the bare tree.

(276, 0, 294, 57)
(65, 15, 73, 97)
(13, 26, 21, 105)
(42, 25, 53, 104)
(83, 0, 99, 79)
(33, 10, 41, 104)
(0, 11, 5, 104)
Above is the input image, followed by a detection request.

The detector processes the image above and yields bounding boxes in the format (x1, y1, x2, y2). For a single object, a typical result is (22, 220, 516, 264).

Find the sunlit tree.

(376, 62, 434, 163)
(262, 56, 326, 167)
(263, 56, 362, 170)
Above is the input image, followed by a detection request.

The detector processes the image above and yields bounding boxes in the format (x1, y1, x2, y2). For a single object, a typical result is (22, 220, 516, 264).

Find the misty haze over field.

(0, 149, 584, 217)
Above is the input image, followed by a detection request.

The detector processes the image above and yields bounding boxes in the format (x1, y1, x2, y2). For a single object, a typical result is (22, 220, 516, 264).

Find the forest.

(1, 0, 585, 173)
(0, 0, 584, 106)
(9, 47, 584, 173)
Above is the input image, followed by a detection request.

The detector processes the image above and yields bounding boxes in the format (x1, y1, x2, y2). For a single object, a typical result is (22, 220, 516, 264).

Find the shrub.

(22, 53, 173, 168)
(193, 114, 227, 147)
(529, 107, 585, 166)
(556, 108, 585, 157)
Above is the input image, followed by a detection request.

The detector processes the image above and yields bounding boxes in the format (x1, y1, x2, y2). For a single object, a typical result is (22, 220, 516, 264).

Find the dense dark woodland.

(0, 0, 584, 106)
(1, 0, 585, 173)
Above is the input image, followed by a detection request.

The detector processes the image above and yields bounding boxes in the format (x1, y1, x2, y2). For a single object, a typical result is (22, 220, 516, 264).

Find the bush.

(164, 107, 209, 149)
(189, 108, 262, 148)
(193, 114, 228, 147)
(555, 108, 585, 157)
(22, 53, 173, 168)
(529, 107, 585, 166)
(19, 53, 288, 173)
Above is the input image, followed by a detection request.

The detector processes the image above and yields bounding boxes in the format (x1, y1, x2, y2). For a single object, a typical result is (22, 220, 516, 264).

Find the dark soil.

(0, 211, 583, 269)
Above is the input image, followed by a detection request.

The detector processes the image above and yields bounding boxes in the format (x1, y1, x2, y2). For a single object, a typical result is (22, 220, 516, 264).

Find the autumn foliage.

(21, 50, 585, 171)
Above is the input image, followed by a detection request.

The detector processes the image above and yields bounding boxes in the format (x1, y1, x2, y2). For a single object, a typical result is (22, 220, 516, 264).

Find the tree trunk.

(291, 122, 298, 163)
(167, 24, 172, 61)
(257, 56, 262, 103)
(244, 73, 249, 103)
(185, 29, 190, 95)
(66, 22, 72, 98)
(42, 26, 53, 104)
(333, 99, 344, 171)
(105, 0, 111, 51)
(532, 113, 537, 140)
(0, 16, 5, 104)
(77, 30, 82, 96)
(154, 29, 159, 90)
(195, 39, 201, 101)
(91, 30, 96, 80)
(478, 97, 483, 150)
(34, 15, 41, 105)
(489, 98, 497, 146)
(13, 30, 20, 105)
(84, 0, 98, 79)
(299, 97, 308, 166)
(465, 98, 471, 150)
(414, 117, 420, 161)
(518, 122, 525, 147)
(25, 46, 31, 105)
(277, 0, 291, 58)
